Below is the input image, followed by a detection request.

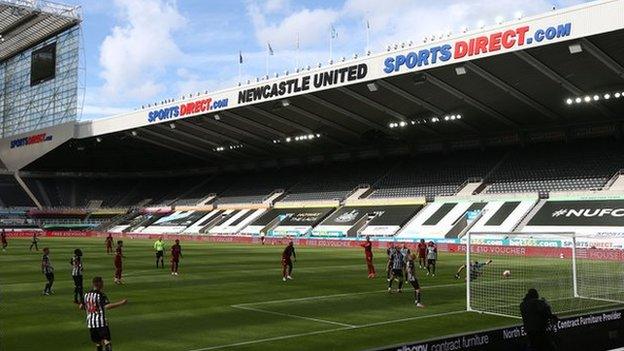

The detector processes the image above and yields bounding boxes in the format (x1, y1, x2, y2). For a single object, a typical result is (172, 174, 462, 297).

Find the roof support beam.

(285, 105, 359, 139)
(0, 10, 39, 37)
(337, 87, 406, 121)
(198, 117, 277, 154)
(245, 106, 314, 134)
(514, 50, 616, 119)
(580, 38, 624, 80)
(154, 124, 220, 148)
(222, 111, 288, 137)
(140, 128, 215, 159)
(176, 120, 240, 144)
(376, 80, 476, 134)
(464, 62, 561, 121)
(303, 95, 384, 130)
(424, 73, 519, 128)
(153, 125, 231, 160)
(134, 135, 212, 162)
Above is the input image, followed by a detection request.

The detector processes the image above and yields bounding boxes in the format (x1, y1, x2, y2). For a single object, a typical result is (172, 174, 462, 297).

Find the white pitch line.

(232, 305, 356, 328)
(186, 310, 467, 351)
(234, 282, 463, 307)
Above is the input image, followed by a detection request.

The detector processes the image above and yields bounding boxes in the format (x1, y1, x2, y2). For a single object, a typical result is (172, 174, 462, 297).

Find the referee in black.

(520, 288, 559, 351)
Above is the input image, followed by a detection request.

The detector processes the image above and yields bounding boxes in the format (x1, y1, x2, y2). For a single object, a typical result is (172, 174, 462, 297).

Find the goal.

(465, 232, 624, 319)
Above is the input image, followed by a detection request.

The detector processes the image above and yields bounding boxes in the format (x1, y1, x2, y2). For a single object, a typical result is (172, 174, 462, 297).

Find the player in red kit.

(281, 241, 296, 282)
(113, 241, 124, 285)
(105, 234, 113, 254)
(1, 229, 7, 251)
(417, 239, 427, 269)
(361, 236, 376, 278)
(170, 239, 182, 276)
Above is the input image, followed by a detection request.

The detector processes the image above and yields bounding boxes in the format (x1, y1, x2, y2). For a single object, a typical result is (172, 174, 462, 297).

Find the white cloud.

(247, 2, 341, 50)
(342, 0, 587, 51)
(263, 0, 291, 13)
(98, 0, 184, 101)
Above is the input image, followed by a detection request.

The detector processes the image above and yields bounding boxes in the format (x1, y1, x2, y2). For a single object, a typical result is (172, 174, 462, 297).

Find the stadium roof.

(0, 0, 81, 62)
(8, 0, 624, 174)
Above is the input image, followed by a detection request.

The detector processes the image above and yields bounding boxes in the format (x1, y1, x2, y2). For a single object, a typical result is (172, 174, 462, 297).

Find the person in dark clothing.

(520, 288, 559, 351)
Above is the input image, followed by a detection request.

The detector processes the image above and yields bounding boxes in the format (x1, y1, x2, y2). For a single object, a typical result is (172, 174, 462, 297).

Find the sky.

(64, 0, 592, 120)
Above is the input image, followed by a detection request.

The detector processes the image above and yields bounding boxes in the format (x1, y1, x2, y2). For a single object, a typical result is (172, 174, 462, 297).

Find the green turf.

(0, 238, 531, 351)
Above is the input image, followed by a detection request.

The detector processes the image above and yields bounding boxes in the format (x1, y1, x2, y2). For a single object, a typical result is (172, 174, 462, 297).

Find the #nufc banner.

(528, 200, 624, 227)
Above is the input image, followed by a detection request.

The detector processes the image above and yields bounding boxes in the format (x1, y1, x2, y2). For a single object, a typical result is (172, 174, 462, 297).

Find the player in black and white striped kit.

(83, 276, 127, 351)
(70, 249, 84, 304)
(387, 247, 405, 293)
(41, 247, 54, 295)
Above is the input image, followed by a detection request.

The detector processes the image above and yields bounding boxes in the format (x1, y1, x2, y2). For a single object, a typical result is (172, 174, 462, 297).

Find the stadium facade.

(0, 0, 624, 248)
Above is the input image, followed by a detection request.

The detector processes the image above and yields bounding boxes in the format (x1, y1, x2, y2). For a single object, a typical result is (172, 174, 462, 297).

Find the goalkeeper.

(454, 259, 492, 281)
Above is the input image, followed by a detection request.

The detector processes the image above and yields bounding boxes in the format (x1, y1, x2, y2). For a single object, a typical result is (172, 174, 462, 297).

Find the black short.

(409, 278, 420, 290)
(45, 272, 54, 281)
(73, 275, 83, 287)
(392, 269, 403, 276)
(156, 251, 164, 258)
(427, 259, 436, 265)
(89, 326, 111, 343)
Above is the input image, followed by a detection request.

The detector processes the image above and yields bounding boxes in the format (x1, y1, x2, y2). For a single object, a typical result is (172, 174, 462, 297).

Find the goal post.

(465, 231, 624, 319)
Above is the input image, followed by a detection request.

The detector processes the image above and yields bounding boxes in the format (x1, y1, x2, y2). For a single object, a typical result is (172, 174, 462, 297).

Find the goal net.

(465, 232, 624, 319)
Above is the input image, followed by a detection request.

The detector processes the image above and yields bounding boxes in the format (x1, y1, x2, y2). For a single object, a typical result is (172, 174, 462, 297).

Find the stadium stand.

(214, 170, 297, 204)
(0, 175, 34, 207)
(280, 161, 392, 202)
(485, 139, 624, 194)
(10, 138, 624, 214)
(369, 150, 505, 199)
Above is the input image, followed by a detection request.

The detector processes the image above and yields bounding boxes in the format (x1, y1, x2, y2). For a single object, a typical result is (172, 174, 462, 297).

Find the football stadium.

(2, 0, 624, 350)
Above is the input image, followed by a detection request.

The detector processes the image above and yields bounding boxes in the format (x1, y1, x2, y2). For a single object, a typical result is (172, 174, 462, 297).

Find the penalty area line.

(234, 282, 463, 307)
(231, 305, 356, 328)
(186, 310, 467, 351)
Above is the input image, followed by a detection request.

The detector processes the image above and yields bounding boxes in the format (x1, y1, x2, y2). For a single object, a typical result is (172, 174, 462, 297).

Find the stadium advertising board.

(313, 205, 422, 236)
(10, 133, 53, 149)
(147, 96, 230, 123)
(373, 309, 624, 351)
(238, 63, 368, 104)
(528, 200, 624, 226)
(382, 23, 571, 75)
(279, 207, 334, 226)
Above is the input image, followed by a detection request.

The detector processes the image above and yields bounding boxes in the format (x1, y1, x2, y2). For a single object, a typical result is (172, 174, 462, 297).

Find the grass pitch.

(1, 238, 522, 351)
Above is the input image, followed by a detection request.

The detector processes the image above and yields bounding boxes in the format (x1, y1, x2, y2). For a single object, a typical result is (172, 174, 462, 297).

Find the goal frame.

(465, 231, 579, 318)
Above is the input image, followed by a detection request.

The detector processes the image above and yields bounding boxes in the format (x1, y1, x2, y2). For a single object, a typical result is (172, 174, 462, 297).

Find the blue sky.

(66, 0, 590, 120)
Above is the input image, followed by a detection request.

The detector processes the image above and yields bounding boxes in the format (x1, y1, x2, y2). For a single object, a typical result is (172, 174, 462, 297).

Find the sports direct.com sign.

(382, 23, 571, 74)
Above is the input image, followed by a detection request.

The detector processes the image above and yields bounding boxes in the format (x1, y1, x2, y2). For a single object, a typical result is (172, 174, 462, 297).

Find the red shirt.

(282, 245, 295, 260)
(115, 247, 123, 263)
(171, 244, 181, 259)
(362, 241, 372, 256)
(106, 237, 113, 246)
(418, 243, 427, 255)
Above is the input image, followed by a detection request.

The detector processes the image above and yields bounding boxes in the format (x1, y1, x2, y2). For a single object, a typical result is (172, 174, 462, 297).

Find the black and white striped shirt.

(407, 261, 417, 282)
(70, 255, 83, 276)
(84, 290, 109, 328)
(42, 254, 54, 274)
(391, 251, 404, 270)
